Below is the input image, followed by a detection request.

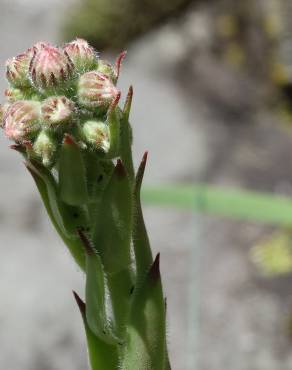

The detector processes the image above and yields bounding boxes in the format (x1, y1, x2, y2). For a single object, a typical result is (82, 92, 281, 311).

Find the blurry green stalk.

(142, 184, 292, 226)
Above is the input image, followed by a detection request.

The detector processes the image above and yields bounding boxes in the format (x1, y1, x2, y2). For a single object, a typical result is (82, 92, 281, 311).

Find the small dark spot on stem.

(130, 285, 134, 295)
(97, 174, 103, 182)
(73, 213, 79, 218)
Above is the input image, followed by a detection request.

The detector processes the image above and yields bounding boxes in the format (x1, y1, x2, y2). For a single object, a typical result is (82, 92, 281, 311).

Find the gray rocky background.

(1, 1, 292, 370)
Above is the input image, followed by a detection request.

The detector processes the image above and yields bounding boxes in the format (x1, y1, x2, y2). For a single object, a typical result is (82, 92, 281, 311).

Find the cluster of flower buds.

(0, 39, 125, 166)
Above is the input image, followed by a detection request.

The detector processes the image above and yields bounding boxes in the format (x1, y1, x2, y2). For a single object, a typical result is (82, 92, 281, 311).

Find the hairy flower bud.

(33, 129, 56, 166)
(78, 71, 119, 108)
(96, 60, 115, 81)
(5, 42, 51, 88)
(27, 41, 52, 57)
(41, 96, 75, 128)
(6, 53, 31, 88)
(5, 87, 26, 102)
(0, 103, 11, 127)
(82, 120, 110, 152)
(63, 38, 97, 72)
(3, 100, 41, 141)
(96, 51, 126, 84)
(29, 45, 74, 90)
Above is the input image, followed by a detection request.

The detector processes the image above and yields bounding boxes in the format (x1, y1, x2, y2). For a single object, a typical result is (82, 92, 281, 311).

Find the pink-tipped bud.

(77, 71, 119, 108)
(6, 53, 32, 88)
(41, 96, 75, 128)
(26, 41, 52, 57)
(4, 100, 41, 141)
(82, 120, 110, 152)
(29, 45, 74, 90)
(5, 42, 51, 88)
(0, 103, 11, 128)
(63, 38, 97, 72)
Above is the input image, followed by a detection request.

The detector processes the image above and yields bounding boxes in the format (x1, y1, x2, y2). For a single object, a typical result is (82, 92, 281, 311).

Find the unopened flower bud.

(78, 71, 119, 109)
(96, 60, 115, 81)
(29, 45, 74, 90)
(63, 38, 97, 72)
(41, 96, 75, 128)
(82, 120, 110, 152)
(0, 103, 11, 127)
(33, 130, 56, 166)
(96, 51, 126, 84)
(4, 100, 41, 141)
(26, 41, 52, 57)
(6, 52, 31, 88)
(5, 87, 26, 102)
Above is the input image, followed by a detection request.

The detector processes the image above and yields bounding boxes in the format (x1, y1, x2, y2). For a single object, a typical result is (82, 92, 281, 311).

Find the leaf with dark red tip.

(121, 253, 166, 370)
(119, 85, 134, 181)
(149, 253, 161, 283)
(123, 85, 133, 121)
(77, 229, 118, 344)
(132, 151, 153, 281)
(106, 93, 121, 159)
(73, 291, 119, 370)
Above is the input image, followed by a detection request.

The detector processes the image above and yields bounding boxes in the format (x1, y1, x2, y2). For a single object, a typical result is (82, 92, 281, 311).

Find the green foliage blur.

(63, 0, 194, 50)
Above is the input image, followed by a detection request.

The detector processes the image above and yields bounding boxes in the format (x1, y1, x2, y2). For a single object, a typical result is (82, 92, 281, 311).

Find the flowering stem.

(1, 39, 170, 370)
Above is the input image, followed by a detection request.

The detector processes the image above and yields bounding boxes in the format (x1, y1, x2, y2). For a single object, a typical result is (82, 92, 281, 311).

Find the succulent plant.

(1, 39, 170, 370)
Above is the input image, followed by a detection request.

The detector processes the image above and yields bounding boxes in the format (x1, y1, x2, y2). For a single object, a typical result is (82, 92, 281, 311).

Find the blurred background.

(2, 0, 292, 369)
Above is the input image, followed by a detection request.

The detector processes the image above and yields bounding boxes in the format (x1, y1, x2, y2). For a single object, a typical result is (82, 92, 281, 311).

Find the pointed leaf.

(73, 292, 119, 370)
(120, 86, 134, 182)
(78, 230, 118, 344)
(93, 159, 132, 273)
(121, 254, 166, 370)
(106, 93, 121, 159)
(133, 152, 153, 281)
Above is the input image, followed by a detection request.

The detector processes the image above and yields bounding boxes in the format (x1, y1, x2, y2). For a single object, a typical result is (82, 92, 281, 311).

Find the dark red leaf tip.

(127, 85, 134, 100)
(149, 253, 161, 283)
(10, 143, 25, 153)
(115, 159, 127, 178)
(23, 140, 33, 150)
(63, 133, 76, 146)
(142, 151, 148, 164)
(113, 91, 121, 108)
(73, 291, 86, 313)
(123, 85, 133, 116)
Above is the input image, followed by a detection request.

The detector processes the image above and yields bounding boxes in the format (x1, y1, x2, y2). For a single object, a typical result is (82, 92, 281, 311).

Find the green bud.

(82, 120, 110, 152)
(96, 60, 115, 81)
(4, 87, 26, 102)
(33, 130, 56, 166)
(96, 51, 126, 84)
